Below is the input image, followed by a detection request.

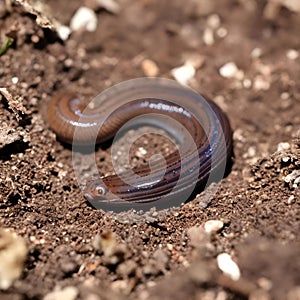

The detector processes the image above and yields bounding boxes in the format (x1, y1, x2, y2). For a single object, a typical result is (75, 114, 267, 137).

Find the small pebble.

(257, 277, 273, 291)
(0, 229, 27, 290)
(44, 286, 78, 300)
(217, 253, 241, 281)
(247, 146, 256, 158)
(96, 0, 120, 14)
(253, 76, 270, 91)
(56, 24, 71, 41)
(171, 63, 195, 85)
(243, 78, 252, 88)
(70, 7, 97, 32)
(285, 170, 300, 184)
(135, 147, 147, 157)
(207, 14, 221, 29)
(11, 77, 19, 84)
(92, 231, 117, 256)
(287, 286, 300, 300)
(251, 48, 263, 59)
(277, 142, 290, 152)
(203, 28, 214, 45)
(282, 156, 290, 163)
(286, 49, 299, 60)
(216, 27, 228, 38)
(219, 62, 242, 79)
(141, 59, 159, 77)
(280, 92, 290, 100)
(287, 195, 295, 205)
(204, 220, 224, 233)
(166, 243, 173, 251)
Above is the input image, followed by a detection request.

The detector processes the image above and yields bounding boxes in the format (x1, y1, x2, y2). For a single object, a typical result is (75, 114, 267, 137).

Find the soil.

(0, 0, 299, 299)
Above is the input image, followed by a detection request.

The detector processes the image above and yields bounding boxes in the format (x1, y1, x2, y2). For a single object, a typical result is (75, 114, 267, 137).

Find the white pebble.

(141, 59, 159, 77)
(277, 142, 290, 152)
(219, 62, 239, 78)
(280, 92, 290, 100)
(44, 286, 78, 300)
(282, 156, 290, 163)
(70, 7, 98, 32)
(243, 78, 252, 88)
(216, 27, 228, 38)
(251, 47, 263, 59)
(217, 253, 241, 281)
(204, 220, 224, 233)
(284, 170, 300, 184)
(207, 14, 221, 29)
(247, 146, 256, 157)
(203, 28, 214, 45)
(171, 63, 195, 85)
(11, 77, 19, 84)
(136, 147, 147, 157)
(287, 195, 295, 204)
(286, 49, 299, 60)
(96, 0, 120, 14)
(56, 24, 71, 41)
(253, 76, 270, 91)
(0, 229, 27, 290)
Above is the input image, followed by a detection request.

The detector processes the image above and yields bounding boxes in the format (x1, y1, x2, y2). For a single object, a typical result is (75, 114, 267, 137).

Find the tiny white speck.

(286, 49, 299, 60)
(12, 77, 19, 84)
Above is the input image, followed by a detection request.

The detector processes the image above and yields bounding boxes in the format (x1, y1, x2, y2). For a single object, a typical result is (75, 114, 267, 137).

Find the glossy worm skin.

(46, 79, 233, 209)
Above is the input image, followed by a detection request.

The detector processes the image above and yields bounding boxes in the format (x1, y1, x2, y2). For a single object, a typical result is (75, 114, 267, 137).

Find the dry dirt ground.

(0, 0, 299, 299)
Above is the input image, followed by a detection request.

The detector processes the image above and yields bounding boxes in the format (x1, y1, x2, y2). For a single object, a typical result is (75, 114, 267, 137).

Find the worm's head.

(84, 179, 108, 201)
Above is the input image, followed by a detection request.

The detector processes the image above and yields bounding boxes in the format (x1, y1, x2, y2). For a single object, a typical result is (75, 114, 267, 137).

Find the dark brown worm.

(46, 78, 233, 210)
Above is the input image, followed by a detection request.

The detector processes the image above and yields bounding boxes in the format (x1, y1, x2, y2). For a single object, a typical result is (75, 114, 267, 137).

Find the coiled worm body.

(46, 78, 233, 210)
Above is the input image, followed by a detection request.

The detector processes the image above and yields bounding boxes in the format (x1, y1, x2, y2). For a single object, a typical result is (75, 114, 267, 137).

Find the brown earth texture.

(0, 0, 300, 299)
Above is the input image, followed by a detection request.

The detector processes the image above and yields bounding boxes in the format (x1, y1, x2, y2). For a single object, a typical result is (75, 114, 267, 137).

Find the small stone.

(249, 289, 271, 300)
(184, 54, 206, 69)
(203, 28, 214, 45)
(92, 231, 117, 256)
(44, 286, 78, 300)
(135, 147, 147, 157)
(204, 220, 224, 233)
(219, 62, 240, 79)
(251, 47, 263, 59)
(284, 170, 300, 184)
(277, 142, 290, 152)
(56, 23, 71, 41)
(95, 0, 120, 14)
(247, 146, 256, 158)
(243, 78, 252, 88)
(257, 277, 273, 290)
(287, 195, 295, 205)
(286, 49, 299, 60)
(217, 253, 241, 281)
(141, 59, 159, 77)
(70, 7, 97, 32)
(116, 260, 137, 277)
(0, 229, 27, 290)
(187, 226, 210, 249)
(282, 156, 290, 163)
(166, 243, 173, 251)
(171, 63, 195, 85)
(287, 286, 300, 300)
(280, 92, 290, 100)
(253, 76, 270, 91)
(216, 27, 228, 38)
(207, 14, 221, 29)
(11, 77, 19, 84)
(111, 280, 128, 292)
